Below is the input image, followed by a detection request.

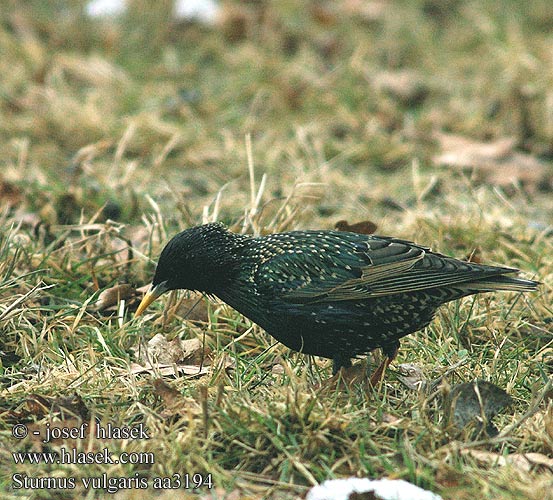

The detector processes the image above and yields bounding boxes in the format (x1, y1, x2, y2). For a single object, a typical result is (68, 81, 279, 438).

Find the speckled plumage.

(140, 222, 539, 374)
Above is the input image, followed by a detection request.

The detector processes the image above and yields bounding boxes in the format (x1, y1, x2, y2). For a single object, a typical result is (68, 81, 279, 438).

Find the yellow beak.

(135, 282, 168, 317)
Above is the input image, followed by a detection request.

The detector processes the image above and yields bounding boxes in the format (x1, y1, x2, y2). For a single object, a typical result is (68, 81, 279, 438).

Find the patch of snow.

(86, 0, 126, 18)
(174, 0, 219, 24)
(306, 478, 443, 500)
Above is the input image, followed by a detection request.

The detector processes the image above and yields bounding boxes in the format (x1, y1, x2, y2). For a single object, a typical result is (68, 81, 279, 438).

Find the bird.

(135, 222, 538, 382)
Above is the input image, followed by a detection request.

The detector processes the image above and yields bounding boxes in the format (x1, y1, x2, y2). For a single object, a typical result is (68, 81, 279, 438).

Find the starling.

(135, 222, 538, 378)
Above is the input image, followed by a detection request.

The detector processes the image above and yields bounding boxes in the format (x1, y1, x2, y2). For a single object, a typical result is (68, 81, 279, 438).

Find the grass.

(0, 0, 552, 498)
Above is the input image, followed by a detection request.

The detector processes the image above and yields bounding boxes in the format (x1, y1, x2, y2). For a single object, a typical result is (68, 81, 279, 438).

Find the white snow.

(174, 0, 219, 24)
(86, 0, 220, 24)
(85, 0, 125, 18)
(306, 478, 443, 500)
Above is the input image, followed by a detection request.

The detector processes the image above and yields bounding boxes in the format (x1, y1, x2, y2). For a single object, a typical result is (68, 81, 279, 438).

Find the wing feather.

(253, 230, 517, 303)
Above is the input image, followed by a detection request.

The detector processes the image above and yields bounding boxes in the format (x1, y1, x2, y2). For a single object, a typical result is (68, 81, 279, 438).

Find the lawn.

(0, 1, 552, 499)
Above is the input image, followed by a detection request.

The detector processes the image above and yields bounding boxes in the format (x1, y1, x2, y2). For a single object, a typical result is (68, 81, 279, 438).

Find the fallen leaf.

(26, 393, 89, 420)
(152, 378, 202, 420)
(433, 132, 552, 193)
(271, 363, 285, 374)
(445, 380, 513, 436)
(152, 378, 183, 407)
(381, 413, 402, 425)
(175, 293, 210, 323)
(373, 70, 429, 106)
(0, 179, 23, 206)
(465, 247, 483, 264)
(397, 363, 426, 390)
(343, 0, 387, 24)
(435, 464, 466, 489)
(320, 361, 369, 393)
(335, 220, 378, 234)
(94, 284, 136, 311)
(544, 403, 553, 443)
(129, 362, 210, 377)
(462, 449, 553, 472)
(136, 334, 208, 365)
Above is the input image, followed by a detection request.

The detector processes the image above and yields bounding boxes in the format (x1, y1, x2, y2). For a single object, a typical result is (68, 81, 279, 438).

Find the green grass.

(1, 1, 552, 498)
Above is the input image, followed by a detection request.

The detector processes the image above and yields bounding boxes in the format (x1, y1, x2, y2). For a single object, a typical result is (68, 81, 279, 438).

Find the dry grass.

(1, 1, 552, 499)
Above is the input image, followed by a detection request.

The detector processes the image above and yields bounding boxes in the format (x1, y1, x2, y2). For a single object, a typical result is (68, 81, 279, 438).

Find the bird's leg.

(332, 355, 352, 375)
(369, 341, 400, 386)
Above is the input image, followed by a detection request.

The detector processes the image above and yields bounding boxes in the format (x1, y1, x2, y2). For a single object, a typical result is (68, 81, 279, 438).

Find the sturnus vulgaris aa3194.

(136, 223, 538, 376)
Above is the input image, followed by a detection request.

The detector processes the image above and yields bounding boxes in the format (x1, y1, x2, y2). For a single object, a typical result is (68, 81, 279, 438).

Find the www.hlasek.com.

(11, 420, 213, 493)
(13, 446, 153, 465)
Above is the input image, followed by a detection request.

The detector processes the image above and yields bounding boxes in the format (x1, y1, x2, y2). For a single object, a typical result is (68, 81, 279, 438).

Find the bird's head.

(135, 222, 245, 316)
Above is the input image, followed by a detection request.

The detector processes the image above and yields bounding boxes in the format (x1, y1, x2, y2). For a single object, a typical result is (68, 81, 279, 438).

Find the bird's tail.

(460, 275, 539, 293)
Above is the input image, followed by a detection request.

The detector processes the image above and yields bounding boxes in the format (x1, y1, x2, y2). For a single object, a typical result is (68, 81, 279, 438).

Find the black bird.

(135, 223, 538, 379)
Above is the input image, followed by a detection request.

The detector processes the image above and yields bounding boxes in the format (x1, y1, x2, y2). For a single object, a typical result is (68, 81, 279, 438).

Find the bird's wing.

(254, 231, 514, 303)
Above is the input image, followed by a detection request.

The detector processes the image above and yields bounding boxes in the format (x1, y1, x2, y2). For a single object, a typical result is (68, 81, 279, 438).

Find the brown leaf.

(153, 379, 184, 409)
(0, 179, 23, 206)
(94, 284, 136, 311)
(381, 413, 402, 425)
(319, 361, 370, 393)
(136, 334, 208, 365)
(397, 363, 427, 390)
(433, 132, 552, 193)
(343, 0, 387, 24)
(26, 394, 89, 420)
(435, 464, 466, 489)
(152, 378, 201, 419)
(544, 403, 553, 443)
(462, 449, 553, 472)
(130, 362, 210, 377)
(465, 247, 483, 264)
(335, 220, 378, 235)
(373, 70, 429, 106)
(175, 293, 209, 323)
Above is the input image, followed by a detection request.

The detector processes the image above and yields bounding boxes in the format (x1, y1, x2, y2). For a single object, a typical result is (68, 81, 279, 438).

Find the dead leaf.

(335, 220, 378, 234)
(0, 179, 23, 206)
(381, 413, 402, 425)
(136, 334, 208, 365)
(130, 362, 210, 377)
(465, 247, 483, 264)
(462, 449, 553, 472)
(152, 378, 202, 419)
(397, 363, 427, 390)
(153, 378, 183, 408)
(435, 464, 466, 489)
(175, 293, 209, 323)
(26, 393, 89, 420)
(136, 283, 151, 295)
(272, 363, 285, 374)
(343, 0, 387, 24)
(373, 70, 429, 106)
(319, 361, 370, 393)
(445, 380, 513, 436)
(433, 132, 552, 193)
(94, 284, 136, 311)
(545, 403, 553, 443)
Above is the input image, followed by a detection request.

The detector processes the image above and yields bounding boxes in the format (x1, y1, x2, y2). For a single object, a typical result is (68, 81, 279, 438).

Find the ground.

(0, 1, 552, 499)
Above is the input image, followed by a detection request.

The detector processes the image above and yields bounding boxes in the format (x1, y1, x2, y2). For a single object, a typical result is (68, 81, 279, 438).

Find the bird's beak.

(135, 281, 169, 317)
